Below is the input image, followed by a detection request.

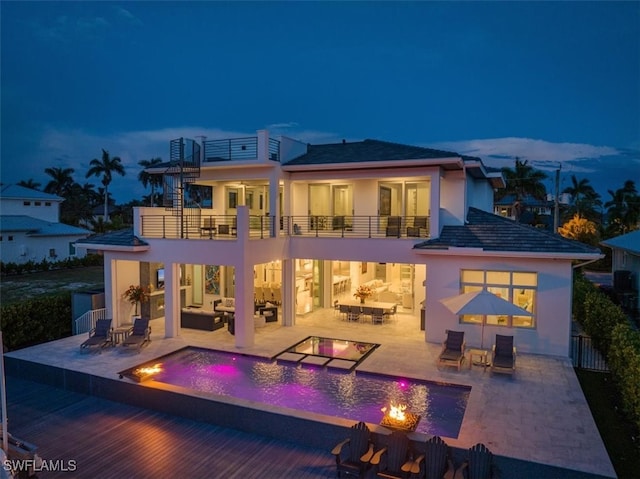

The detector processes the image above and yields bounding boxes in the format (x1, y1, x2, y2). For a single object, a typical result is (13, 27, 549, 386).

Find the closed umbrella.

(440, 289, 532, 348)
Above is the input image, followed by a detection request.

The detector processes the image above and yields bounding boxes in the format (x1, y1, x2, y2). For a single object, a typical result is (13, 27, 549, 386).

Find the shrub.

(0, 292, 73, 351)
(0, 253, 103, 277)
(582, 293, 627, 356)
(608, 323, 640, 433)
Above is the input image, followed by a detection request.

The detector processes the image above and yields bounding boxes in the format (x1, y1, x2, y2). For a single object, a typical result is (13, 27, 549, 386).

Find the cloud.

(427, 137, 639, 197)
(113, 6, 143, 26)
(31, 14, 110, 43)
(427, 137, 621, 173)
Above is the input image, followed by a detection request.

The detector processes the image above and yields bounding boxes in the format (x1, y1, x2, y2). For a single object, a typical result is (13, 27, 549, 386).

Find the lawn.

(0, 266, 105, 305)
(575, 369, 640, 478)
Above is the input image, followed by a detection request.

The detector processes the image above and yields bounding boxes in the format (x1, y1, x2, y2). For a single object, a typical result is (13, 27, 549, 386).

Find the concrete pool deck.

(4, 308, 615, 478)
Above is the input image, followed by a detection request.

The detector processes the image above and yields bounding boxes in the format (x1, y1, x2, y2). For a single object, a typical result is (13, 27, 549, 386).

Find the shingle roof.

(284, 139, 459, 166)
(600, 230, 640, 255)
(0, 215, 90, 236)
(0, 184, 63, 201)
(76, 228, 149, 248)
(415, 207, 601, 256)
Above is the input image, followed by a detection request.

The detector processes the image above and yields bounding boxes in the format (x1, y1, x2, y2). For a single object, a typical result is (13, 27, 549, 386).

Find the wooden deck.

(4, 376, 613, 479)
(5, 377, 335, 478)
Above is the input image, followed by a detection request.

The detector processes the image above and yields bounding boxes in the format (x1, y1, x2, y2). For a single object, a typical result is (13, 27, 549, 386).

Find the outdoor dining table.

(339, 300, 396, 312)
(339, 300, 396, 320)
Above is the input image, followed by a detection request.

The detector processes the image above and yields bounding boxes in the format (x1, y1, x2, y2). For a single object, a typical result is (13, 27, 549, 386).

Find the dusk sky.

(1, 1, 638, 203)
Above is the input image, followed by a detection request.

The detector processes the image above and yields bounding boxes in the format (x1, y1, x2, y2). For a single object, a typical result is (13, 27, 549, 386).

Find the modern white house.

(0, 184, 90, 264)
(75, 130, 602, 357)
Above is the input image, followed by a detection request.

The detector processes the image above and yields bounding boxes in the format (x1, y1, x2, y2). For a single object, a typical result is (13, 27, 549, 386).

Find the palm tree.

(44, 167, 75, 197)
(17, 179, 41, 190)
(604, 180, 640, 236)
(562, 175, 601, 222)
(138, 157, 163, 206)
(500, 158, 548, 201)
(86, 149, 125, 220)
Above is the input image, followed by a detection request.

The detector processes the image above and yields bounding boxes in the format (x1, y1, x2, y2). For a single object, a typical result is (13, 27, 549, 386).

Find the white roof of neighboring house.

(600, 230, 640, 255)
(0, 215, 90, 236)
(0, 184, 63, 202)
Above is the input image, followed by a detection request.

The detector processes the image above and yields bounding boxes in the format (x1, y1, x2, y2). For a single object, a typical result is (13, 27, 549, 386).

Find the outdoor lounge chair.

(385, 216, 402, 237)
(491, 334, 516, 375)
(438, 330, 465, 371)
(80, 318, 113, 352)
(410, 435, 454, 479)
(407, 216, 429, 237)
(331, 421, 375, 479)
(453, 443, 496, 479)
(121, 318, 151, 352)
(370, 430, 413, 478)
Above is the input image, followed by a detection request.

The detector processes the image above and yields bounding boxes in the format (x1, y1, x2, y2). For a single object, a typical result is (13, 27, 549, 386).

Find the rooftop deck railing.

(139, 213, 429, 240)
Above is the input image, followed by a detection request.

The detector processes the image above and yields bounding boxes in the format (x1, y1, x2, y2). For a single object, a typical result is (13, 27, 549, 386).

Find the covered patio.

(4, 306, 615, 478)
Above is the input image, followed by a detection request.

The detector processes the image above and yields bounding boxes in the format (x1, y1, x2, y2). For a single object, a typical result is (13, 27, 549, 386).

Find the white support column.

(282, 258, 295, 326)
(430, 172, 440, 236)
(234, 206, 255, 347)
(269, 169, 280, 237)
(106, 255, 116, 324)
(164, 263, 180, 338)
(257, 129, 268, 161)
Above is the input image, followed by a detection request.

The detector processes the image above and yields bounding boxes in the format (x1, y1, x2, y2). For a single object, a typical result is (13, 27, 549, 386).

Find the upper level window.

(45, 202, 51, 206)
(34, 201, 41, 206)
(460, 269, 537, 329)
(23, 201, 31, 206)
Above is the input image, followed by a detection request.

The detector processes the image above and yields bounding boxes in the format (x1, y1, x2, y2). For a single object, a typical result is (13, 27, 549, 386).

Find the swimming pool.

(124, 346, 471, 438)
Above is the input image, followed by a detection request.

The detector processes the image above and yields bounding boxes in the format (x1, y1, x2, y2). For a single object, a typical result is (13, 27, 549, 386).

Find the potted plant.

(122, 284, 150, 317)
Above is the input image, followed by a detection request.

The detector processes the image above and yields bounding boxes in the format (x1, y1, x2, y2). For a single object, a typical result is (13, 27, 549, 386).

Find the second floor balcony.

(138, 211, 431, 241)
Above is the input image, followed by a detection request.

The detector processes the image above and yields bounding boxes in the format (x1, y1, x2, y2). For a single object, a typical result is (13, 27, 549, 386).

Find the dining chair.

(372, 307, 384, 325)
(347, 305, 361, 322)
(361, 306, 373, 323)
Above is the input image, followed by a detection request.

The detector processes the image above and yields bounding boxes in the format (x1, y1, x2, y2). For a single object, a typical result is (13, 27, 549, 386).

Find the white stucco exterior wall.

(423, 254, 574, 357)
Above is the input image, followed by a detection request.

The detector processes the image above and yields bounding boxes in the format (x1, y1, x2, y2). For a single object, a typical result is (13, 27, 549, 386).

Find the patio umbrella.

(440, 289, 532, 348)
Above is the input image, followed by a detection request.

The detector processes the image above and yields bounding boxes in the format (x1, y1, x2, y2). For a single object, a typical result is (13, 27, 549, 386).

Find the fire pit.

(380, 402, 421, 432)
(130, 363, 163, 383)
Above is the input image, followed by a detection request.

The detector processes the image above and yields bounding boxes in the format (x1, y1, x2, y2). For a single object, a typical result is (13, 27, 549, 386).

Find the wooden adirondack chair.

(331, 421, 375, 479)
(370, 431, 413, 479)
(411, 435, 454, 479)
(454, 443, 495, 479)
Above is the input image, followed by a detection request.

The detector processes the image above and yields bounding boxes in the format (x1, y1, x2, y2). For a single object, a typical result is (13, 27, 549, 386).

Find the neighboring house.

(600, 230, 640, 313)
(493, 193, 569, 231)
(0, 184, 90, 264)
(75, 130, 601, 357)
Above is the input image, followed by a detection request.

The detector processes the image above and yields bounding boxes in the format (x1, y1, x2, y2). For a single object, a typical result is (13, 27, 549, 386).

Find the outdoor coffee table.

(468, 348, 489, 370)
(112, 326, 132, 345)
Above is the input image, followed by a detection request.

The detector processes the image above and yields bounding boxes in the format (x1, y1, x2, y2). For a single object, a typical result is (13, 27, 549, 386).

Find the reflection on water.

(151, 347, 470, 439)
(286, 336, 378, 362)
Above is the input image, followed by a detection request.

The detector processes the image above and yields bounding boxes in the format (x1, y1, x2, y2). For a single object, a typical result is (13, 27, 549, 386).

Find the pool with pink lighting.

(122, 346, 471, 438)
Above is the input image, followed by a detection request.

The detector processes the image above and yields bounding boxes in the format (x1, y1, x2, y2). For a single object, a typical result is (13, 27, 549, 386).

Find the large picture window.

(460, 269, 537, 328)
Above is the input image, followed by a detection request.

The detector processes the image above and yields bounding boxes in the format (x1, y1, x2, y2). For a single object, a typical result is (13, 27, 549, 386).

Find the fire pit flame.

(380, 401, 421, 431)
(134, 363, 163, 378)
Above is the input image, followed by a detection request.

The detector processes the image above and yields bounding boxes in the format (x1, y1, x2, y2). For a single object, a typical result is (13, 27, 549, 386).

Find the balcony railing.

(203, 137, 258, 162)
(284, 215, 430, 239)
(139, 213, 429, 240)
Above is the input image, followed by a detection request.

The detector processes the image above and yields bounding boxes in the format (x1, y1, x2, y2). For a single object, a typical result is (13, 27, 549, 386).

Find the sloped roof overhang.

(281, 157, 463, 173)
(413, 246, 603, 261)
